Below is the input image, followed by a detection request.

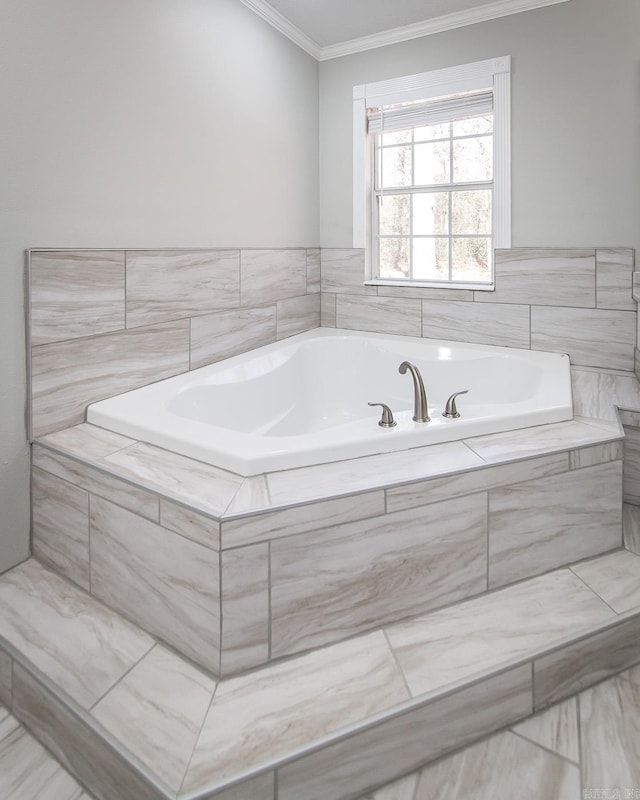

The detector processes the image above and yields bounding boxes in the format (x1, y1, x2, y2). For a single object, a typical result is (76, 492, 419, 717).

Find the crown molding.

(236, 0, 322, 59)
(239, 0, 571, 62)
(320, 0, 570, 59)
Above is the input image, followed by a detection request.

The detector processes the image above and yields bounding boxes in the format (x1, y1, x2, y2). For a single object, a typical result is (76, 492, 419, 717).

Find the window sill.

(364, 279, 495, 292)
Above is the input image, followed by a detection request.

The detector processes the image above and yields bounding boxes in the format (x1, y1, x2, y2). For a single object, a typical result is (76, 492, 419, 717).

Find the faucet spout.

(399, 361, 430, 423)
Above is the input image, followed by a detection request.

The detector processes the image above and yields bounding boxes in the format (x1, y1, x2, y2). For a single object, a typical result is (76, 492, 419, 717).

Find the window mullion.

(448, 123, 453, 281)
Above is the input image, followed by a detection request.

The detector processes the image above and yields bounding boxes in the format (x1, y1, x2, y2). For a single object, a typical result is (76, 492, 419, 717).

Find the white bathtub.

(86, 329, 573, 476)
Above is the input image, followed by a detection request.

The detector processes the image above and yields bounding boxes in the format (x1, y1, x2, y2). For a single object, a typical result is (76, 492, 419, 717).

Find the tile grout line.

(88, 492, 92, 596)
(177, 678, 221, 798)
(382, 628, 413, 700)
(485, 490, 490, 591)
(268, 541, 273, 662)
(88, 641, 159, 714)
(508, 728, 580, 768)
(577, 693, 584, 799)
(567, 567, 621, 616)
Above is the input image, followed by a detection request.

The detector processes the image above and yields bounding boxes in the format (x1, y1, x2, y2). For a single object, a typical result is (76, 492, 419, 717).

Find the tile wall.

(28, 245, 636, 440)
(320, 248, 637, 370)
(620, 409, 640, 556)
(28, 248, 321, 438)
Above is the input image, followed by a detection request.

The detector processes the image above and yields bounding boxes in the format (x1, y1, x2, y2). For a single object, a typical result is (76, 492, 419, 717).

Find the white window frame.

(353, 56, 511, 290)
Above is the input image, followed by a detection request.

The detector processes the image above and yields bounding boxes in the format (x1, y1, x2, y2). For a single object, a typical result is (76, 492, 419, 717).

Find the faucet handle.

(368, 402, 397, 428)
(442, 390, 469, 419)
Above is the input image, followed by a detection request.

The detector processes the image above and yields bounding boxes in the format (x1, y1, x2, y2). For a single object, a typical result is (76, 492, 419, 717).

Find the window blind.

(367, 90, 493, 134)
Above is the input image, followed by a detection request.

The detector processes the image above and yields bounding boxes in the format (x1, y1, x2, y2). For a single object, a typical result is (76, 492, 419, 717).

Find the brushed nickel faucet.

(399, 361, 429, 423)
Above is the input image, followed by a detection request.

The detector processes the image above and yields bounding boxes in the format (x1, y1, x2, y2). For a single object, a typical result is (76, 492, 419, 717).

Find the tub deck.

(86, 329, 573, 475)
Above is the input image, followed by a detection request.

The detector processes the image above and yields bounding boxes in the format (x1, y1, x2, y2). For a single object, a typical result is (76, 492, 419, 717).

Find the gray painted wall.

(319, 0, 640, 252)
(0, 0, 319, 571)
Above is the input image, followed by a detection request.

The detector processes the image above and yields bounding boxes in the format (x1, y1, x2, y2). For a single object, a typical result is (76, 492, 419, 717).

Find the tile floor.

(366, 668, 640, 800)
(5, 668, 640, 799)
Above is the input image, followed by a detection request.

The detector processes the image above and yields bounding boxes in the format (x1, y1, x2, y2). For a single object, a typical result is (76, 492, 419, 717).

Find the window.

(353, 57, 511, 290)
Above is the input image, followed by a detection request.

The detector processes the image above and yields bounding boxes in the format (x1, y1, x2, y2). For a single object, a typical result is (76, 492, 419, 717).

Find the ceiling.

(238, 0, 571, 59)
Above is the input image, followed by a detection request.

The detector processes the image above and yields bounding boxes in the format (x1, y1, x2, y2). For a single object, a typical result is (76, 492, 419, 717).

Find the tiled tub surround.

(28, 248, 321, 438)
(28, 246, 636, 443)
(6, 551, 640, 800)
(321, 247, 637, 370)
(32, 410, 623, 677)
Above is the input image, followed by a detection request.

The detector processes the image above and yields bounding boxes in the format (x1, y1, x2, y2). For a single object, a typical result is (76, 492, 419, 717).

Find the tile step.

(0, 703, 95, 800)
(2, 550, 640, 800)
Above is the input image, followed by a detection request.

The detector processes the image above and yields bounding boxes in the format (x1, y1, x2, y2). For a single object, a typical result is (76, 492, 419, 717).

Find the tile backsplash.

(321, 247, 637, 370)
(28, 248, 321, 438)
(27, 245, 636, 441)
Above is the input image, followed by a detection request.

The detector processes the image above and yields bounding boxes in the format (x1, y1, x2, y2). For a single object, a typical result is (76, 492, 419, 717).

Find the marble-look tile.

(0, 560, 154, 709)
(0, 650, 11, 709)
(596, 247, 635, 311)
(463, 418, 621, 463)
(126, 249, 240, 328)
(32, 467, 90, 590)
(190, 306, 276, 370)
(568, 440, 623, 469)
(413, 728, 580, 799)
(530, 306, 636, 370)
(571, 550, 640, 613)
(0, 706, 87, 799)
(103, 442, 242, 518)
(421, 299, 530, 348)
(159, 498, 220, 550)
(183, 631, 410, 793)
(276, 665, 532, 800)
(276, 293, 321, 340)
(571, 367, 640, 421)
(580, 675, 640, 796)
(32, 445, 160, 521)
(624, 424, 640, 504)
(476, 248, 595, 307)
(221, 491, 385, 548)
(90, 497, 220, 672)
(223, 475, 271, 516)
(267, 441, 484, 506)
(619, 663, 640, 688)
(30, 250, 125, 346)
(271, 494, 487, 657)
(31, 320, 190, 437)
(92, 645, 216, 792)
(336, 294, 422, 337)
(361, 773, 419, 800)
(488, 461, 622, 588)
(220, 545, 269, 674)
(623, 503, 640, 555)
(387, 568, 612, 698)
(240, 249, 307, 306)
(38, 423, 136, 461)
(386, 453, 568, 514)
(620, 409, 640, 427)
(533, 615, 640, 708)
(12, 665, 161, 800)
(511, 697, 579, 762)
(380, 284, 474, 301)
(306, 248, 321, 293)
(320, 249, 375, 295)
(196, 773, 275, 800)
(321, 293, 337, 326)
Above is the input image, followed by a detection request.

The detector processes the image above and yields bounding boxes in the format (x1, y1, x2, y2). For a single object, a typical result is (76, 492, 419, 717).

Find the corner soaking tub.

(86, 329, 573, 476)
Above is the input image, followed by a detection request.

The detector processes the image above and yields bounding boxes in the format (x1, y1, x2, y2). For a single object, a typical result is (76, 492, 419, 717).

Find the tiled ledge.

(3, 554, 640, 800)
(34, 414, 623, 526)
